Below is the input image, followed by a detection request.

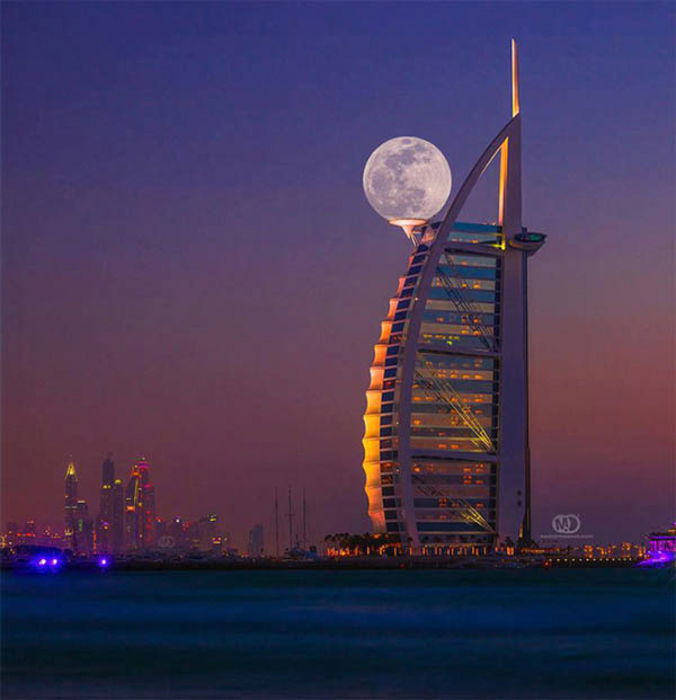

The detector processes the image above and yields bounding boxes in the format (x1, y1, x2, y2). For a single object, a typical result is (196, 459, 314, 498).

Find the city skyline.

(3, 2, 674, 547)
(4, 454, 307, 555)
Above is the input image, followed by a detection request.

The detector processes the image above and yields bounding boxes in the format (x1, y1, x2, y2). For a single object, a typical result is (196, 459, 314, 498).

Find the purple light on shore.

(98, 557, 109, 567)
(637, 551, 675, 567)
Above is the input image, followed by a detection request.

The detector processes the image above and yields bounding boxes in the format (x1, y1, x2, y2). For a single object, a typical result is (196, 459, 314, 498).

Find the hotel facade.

(362, 43, 545, 553)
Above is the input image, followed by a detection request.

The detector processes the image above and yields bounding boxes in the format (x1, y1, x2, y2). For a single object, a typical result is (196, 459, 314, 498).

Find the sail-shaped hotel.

(362, 42, 546, 553)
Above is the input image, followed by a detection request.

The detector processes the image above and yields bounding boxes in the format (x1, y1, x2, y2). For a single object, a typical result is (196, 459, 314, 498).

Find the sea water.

(2, 568, 674, 698)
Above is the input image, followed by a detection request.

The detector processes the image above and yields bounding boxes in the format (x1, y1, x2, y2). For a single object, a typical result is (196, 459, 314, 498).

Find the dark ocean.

(2, 568, 674, 699)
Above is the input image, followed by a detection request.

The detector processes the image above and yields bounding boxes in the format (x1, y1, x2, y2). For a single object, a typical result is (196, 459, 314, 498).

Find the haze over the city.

(3, 1, 674, 548)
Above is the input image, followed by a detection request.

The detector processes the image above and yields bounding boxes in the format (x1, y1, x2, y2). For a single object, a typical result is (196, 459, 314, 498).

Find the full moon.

(362, 136, 452, 222)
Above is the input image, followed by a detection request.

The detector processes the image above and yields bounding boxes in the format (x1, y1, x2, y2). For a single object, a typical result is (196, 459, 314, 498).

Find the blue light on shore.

(33, 556, 61, 571)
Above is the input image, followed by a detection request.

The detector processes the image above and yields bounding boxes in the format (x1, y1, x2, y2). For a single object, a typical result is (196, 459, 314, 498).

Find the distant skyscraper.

(248, 524, 264, 557)
(125, 463, 143, 549)
(111, 479, 125, 552)
(124, 458, 157, 550)
(361, 43, 545, 553)
(74, 499, 94, 555)
(64, 460, 78, 548)
(187, 513, 220, 552)
(102, 456, 114, 486)
(96, 456, 115, 553)
(139, 459, 157, 548)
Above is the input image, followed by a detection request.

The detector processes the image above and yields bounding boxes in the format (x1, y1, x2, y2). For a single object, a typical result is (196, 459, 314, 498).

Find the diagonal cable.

(435, 253, 497, 352)
(414, 370, 495, 453)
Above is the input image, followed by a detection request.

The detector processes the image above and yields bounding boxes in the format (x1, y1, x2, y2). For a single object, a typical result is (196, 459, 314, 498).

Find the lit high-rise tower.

(137, 457, 157, 547)
(96, 455, 115, 553)
(361, 42, 545, 553)
(124, 463, 142, 549)
(124, 458, 157, 550)
(64, 460, 78, 547)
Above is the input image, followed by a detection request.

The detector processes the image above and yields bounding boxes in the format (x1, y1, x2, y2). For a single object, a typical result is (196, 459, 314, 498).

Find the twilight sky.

(2, 1, 674, 548)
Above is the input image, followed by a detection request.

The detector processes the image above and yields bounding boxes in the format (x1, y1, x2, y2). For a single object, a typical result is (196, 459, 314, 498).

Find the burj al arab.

(361, 42, 546, 554)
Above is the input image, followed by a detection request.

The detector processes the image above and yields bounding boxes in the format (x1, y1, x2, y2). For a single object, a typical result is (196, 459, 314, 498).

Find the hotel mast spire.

(498, 39, 522, 230)
(511, 38, 520, 117)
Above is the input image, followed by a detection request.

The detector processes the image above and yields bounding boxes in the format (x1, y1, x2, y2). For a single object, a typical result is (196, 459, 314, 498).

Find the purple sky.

(2, 2, 674, 548)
